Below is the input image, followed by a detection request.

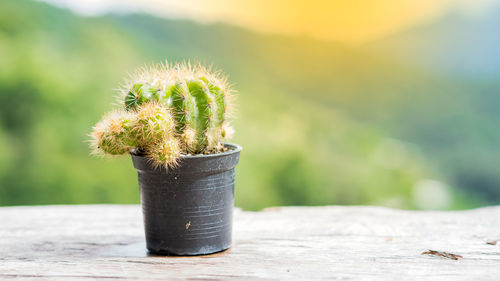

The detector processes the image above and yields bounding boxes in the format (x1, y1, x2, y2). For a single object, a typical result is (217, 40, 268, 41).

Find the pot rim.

(130, 143, 242, 159)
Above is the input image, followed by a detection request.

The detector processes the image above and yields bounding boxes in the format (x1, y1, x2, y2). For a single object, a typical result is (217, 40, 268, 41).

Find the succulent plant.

(123, 63, 233, 154)
(91, 110, 136, 156)
(90, 62, 233, 168)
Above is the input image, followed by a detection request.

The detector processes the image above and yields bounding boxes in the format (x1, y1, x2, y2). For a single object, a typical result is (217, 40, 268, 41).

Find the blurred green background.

(0, 0, 499, 210)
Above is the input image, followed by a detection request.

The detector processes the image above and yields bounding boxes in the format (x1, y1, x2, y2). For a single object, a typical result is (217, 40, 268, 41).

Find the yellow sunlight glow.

(43, 0, 498, 44)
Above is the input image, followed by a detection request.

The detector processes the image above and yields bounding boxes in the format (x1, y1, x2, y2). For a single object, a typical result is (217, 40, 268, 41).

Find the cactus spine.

(90, 62, 233, 169)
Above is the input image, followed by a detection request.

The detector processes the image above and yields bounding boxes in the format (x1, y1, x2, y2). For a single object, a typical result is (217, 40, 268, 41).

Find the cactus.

(122, 62, 232, 154)
(130, 102, 175, 147)
(90, 62, 233, 169)
(91, 111, 136, 156)
(91, 102, 180, 168)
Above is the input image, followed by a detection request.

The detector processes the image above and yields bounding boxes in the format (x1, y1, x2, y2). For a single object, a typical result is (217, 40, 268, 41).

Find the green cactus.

(130, 102, 175, 147)
(91, 102, 180, 168)
(122, 62, 232, 154)
(91, 111, 136, 156)
(147, 138, 181, 169)
(90, 62, 233, 169)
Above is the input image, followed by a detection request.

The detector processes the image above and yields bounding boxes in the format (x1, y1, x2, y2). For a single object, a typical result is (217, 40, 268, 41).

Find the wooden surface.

(0, 205, 499, 280)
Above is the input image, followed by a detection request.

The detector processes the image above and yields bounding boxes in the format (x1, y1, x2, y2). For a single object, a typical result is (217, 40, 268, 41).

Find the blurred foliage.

(0, 0, 497, 210)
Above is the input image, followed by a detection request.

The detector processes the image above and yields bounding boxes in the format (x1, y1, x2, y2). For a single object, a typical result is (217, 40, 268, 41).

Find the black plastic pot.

(131, 143, 242, 256)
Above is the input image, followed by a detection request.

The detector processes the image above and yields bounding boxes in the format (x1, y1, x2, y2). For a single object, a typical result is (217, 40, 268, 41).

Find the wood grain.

(0, 205, 499, 280)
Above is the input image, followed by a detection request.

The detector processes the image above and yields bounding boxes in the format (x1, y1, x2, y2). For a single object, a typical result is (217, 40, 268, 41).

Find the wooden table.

(0, 205, 499, 280)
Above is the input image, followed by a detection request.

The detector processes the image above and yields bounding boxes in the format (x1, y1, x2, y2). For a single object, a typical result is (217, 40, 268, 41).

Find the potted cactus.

(90, 62, 241, 256)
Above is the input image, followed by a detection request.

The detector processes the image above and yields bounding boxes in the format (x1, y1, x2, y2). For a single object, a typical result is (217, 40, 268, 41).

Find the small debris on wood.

(421, 250, 463, 260)
(486, 241, 497, 245)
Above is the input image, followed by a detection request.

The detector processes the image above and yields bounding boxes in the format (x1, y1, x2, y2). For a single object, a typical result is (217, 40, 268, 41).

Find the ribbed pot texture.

(131, 144, 242, 256)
